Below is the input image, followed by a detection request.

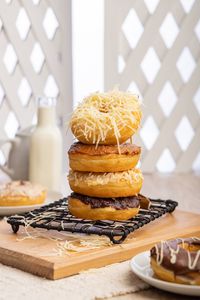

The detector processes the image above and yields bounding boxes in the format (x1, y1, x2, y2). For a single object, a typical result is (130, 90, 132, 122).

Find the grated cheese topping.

(68, 168, 143, 186)
(70, 89, 142, 148)
(0, 181, 46, 197)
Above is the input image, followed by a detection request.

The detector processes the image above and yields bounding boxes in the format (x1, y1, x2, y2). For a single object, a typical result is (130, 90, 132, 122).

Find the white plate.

(130, 251, 200, 297)
(0, 191, 63, 216)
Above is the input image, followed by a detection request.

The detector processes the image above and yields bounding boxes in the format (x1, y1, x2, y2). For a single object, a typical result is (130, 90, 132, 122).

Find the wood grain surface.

(0, 209, 200, 280)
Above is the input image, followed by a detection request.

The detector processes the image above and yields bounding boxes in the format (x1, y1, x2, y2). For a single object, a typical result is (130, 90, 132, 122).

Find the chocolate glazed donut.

(68, 193, 140, 221)
(70, 192, 140, 209)
(150, 238, 200, 285)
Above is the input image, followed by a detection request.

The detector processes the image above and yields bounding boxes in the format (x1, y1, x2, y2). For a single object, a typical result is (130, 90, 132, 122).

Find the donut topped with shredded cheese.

(68, 168, 143, 187)
(70, 90, 142, 147)
(0, 181, 46, 198)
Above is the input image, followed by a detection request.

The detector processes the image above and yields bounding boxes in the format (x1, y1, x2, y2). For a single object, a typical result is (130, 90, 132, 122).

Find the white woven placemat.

(0, 260, 149, 300)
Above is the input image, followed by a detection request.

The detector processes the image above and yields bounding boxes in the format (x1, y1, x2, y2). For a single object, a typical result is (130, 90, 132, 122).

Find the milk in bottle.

(29, 97, 62, 191)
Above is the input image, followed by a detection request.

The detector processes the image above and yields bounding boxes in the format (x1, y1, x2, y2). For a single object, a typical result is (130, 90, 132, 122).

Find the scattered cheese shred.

(13, 212, 112, 256)
(56, 235, 112, 255)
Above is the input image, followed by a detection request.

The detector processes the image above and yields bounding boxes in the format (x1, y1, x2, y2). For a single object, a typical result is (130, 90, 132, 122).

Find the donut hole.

(99, 106, 109, 113)
(98, 103, 112, 113)
(179, 242, 200, 252)
(188, 244, 200, 251)
(179, 243, 189, 251)
(98, 100, 119, 113)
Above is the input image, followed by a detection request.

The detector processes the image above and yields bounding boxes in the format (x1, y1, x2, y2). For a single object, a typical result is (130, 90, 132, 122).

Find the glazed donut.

(70, 90, 142, 145)
(68, 192, 140, 221)
(68, 168, 143, 198)
(0, 181, 47, 206)
(150, 238, 200, 285)
(68, 142, 141, 173)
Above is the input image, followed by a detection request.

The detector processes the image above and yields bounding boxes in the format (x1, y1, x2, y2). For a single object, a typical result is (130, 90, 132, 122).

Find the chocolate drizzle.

(151, 238, 200, 275)
(69, 192, 140, 210)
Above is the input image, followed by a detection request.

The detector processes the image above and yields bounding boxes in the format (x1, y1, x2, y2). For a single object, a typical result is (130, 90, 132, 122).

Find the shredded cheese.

(68, 168, 143, 186)
(10, 206, 112, 255)
(70, 89, 142, 150)
(0, 181, 46, 197)
(56, 235, 112, 254)
(15, 224, 112, 256)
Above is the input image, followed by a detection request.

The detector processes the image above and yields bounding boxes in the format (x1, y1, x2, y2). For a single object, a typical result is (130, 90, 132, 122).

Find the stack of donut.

(67, 90, 144, 221)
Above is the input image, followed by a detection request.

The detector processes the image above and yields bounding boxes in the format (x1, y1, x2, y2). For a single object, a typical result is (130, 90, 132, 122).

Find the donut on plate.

(150, 238, 200, 285)
(70, 90, 142, 146)
(68, 168, 143, 198)
(68, 142, 141, 173)
(68, 192, 140, 221)
(0, 181, 47, 206)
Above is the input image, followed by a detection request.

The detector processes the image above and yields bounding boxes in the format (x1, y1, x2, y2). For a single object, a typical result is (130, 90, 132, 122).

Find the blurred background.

(0, 0, 199, 174)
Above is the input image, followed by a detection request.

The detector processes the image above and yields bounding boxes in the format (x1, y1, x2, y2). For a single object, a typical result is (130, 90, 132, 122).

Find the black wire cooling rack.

(7, 196, 178, 244)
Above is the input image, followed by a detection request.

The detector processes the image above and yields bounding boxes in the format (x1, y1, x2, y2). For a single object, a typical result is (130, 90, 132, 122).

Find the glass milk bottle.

(29, 97, 62, 191)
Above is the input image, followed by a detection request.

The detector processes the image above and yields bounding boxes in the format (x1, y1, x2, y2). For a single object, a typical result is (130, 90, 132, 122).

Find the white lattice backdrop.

(0, 0, 72, 166)
(105, 0, 200, 173)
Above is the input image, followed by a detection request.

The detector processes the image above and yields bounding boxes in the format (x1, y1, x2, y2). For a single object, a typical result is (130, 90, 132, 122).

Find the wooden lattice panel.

(0, 0, 72, 166)
(105, 0, 200, 173)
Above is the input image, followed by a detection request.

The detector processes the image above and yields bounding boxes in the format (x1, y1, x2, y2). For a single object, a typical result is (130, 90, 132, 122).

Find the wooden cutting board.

(0, 210, 200, 280)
